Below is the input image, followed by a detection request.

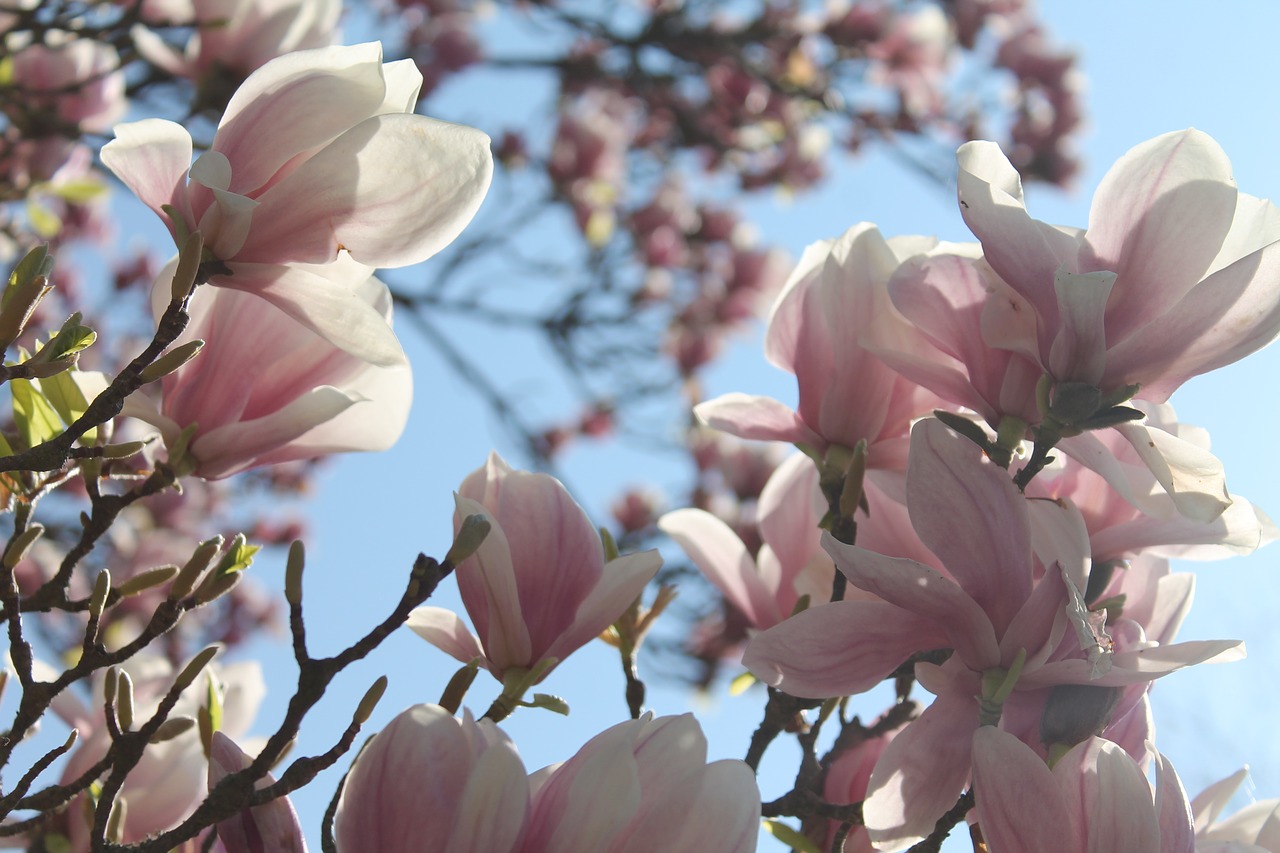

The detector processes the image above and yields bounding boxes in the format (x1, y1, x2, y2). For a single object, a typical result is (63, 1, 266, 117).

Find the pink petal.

(241, 114, 493, 268)
(208, 732, 307, 853)
(906, 418, 1031, 634)
(956, 140, 1082, 337)
(217, 262, 406, 367)
(1054, 738, 1160, 853)
(658, 509, 780, 628)
(971, 727, 1079, 853)
(614, 760, 761, 853)
(214, 42, 389, 196)
(1114, 422, 1230, 524)
(755, 453, 825, 595)
(863, 691, 978, 849)
(546, 550, 661, 676)
(742, 600, 949, 698)
(524, 734, 643, 851)
(406, 606, 488, 670)
(693, 393, 818, 446)
(190, 387, 359, 479)
(1155, 753, 1196, 853)
(1027, 639, 1244, 688)
(1048, 269, 1114, 385)
(100, 118, 194, 236)
(1081, 129, 1238, 344)
(1103, 238, 1280, 402)
(452, 494, 533, 673)
(443, 741, 530, 853)
(1190, 768, 1248, 832)
(823, 534, 1000, 669)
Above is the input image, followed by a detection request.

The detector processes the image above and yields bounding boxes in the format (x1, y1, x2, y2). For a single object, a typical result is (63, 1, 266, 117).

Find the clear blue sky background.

(50, 3, 1280, 849)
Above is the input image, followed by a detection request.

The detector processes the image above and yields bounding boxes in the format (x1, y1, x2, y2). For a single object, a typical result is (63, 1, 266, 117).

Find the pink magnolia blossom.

(874, 243, 1044, 430)
(1030, 404, 1276, 564)
(880, 243, 1239, 523)
(133, 0, 340, 83)
(51, 657, 264, 851)
(971, 727, 1195, 853)
(957, 129, 1280, 405)
(804, 725, 898, 853)
(743, 418, 1241, 848)
(659, 452, 833, 631)
(1191, 768, 1280, 851)
(334, 704, 529, 853)
(208, 732, 306, 853)
(408, 452, 661, 683)
(696, 222, 940, 468)
(123, 257, 411, 479)
(10, 32, 126, 134)
(523, 713, 760, 852)
(101, 41, 492, 365)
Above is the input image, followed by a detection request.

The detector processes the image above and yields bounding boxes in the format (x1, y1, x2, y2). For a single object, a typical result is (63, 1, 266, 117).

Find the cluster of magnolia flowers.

(5, 12, 1280, 853)
(664, 127, 1280, 850)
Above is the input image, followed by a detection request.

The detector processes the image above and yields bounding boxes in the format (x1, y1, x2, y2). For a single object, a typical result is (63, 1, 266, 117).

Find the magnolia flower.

(51, 657, 264, 851)
(408, 452, 661, 683)
(972, 727, 1196, 853)
(523, 714, 760, 852)
(1030, 404, 1277, 563)
(101, 41, 492, 364)
(124, 257, 411, 479)
(659, 452, 833, 631)
(874, 243, 1046, 431)
(334, 707, 758, 853)
(208, 732, 307, 853)
(803, 725, 898, 853)
(881, 242, 1239, 524)
(10, 32, 127, 134)
(957, 129, 1280, 406)
(695, 222, 940, 469)
(744, 418, 1241, 848)
(334, 705, 528, 853)
(133, 0, 340, 84)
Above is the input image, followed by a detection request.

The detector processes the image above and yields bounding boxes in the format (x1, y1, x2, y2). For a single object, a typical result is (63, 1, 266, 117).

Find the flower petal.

(100, 118, 194, 237)
(658, 509, 780, 628)
(863, 691, 978, 850)
(693, 393, 818, 446)
(217, 262, 406, 367)
(243, 114, 493, 268)
(743, 600, 948, 698)
(906, 418, 1031, 634)
(972, 727, 1079, 853)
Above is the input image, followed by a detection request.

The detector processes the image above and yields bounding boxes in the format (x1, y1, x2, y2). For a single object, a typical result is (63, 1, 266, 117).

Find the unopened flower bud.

(354, 676, 388, 725)
(96, 438, 154, 460)
(284, 541, 305, 607)
(169, 536, 224, 600)
(194, 570, 242, 605)
(170, 230, 204, 303)
(172, 645, 221, 693)
(151, 715, 196, 743)
(116, 670, 135, 730)
(117, 566, 179, 597)
(444, 514, 491, 567)
(88, 570, 111, 620)
(105, 797, 127, 843)
(139, 339, 204, 384)
(3, 524, 44, 569)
